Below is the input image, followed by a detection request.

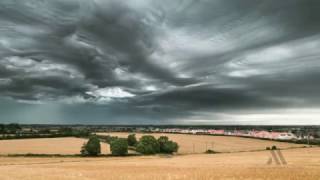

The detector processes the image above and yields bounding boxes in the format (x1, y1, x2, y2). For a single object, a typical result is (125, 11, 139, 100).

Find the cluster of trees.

(81, 136, 101, 156)
(136, 135, 178, 154)
(81, 134, 179, 156)
(110, 138, 128, 156)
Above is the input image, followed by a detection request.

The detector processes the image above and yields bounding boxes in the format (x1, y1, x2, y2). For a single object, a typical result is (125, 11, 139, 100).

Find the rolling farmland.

(97, 132, 306, 154)
(0, 147, 319, 180)
(0, 133, 315, 179)
(0, 133, 306, 155)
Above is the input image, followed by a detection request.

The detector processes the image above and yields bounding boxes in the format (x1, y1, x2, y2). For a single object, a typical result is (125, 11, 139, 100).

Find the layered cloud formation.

(1, 0, 320, 124)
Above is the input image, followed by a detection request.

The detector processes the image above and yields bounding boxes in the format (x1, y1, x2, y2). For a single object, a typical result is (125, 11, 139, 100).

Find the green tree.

(158, 136, 179, 154)
(81, 136, 101, 156)
(110, 138, 128, 156)
(127, 134, 138, 146)
(136, 135, 160, 154)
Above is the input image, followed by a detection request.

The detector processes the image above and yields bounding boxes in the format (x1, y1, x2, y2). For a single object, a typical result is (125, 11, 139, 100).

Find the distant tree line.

(81, 134, 179, 156)
(57, 128, 90, 137)
(0, 124, 91, 140)
(0, 123, 21, 134)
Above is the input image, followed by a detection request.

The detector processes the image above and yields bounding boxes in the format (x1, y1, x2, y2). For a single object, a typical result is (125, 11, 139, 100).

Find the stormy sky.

(0, 0, 320, 125)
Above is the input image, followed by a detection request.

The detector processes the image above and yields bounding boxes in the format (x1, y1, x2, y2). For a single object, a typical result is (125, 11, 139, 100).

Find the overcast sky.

(0, 0, 320, 125)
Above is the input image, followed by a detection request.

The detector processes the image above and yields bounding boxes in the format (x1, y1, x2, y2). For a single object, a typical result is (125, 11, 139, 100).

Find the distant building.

(276, 132, 297, 140)
(207, 129, 224, 135)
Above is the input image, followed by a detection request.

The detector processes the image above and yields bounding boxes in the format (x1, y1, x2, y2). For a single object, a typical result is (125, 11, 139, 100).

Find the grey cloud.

(0, 0, 320, 124)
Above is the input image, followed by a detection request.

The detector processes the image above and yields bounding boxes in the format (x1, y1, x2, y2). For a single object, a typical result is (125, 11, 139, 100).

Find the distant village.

(153, 128, 313, 140)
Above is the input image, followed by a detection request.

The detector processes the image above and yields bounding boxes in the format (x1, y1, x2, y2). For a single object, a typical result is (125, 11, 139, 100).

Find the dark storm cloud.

(1, 0, 320, 124)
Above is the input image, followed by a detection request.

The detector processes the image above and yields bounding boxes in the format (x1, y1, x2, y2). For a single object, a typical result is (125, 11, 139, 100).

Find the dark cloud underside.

(0, 0, 320, 124)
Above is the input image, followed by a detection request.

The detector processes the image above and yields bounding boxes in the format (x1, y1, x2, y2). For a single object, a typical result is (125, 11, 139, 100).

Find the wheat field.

(97, 132, 305, 154)
(0, 147, 319, 180)
(0, 133, 306, 156)
(0, 137, 109, 155)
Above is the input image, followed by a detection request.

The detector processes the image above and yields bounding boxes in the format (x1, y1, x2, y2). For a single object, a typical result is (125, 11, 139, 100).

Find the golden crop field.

(0, 137, 109, 155)
(96, 132, 306, 154)
(0, 147, 319, 180)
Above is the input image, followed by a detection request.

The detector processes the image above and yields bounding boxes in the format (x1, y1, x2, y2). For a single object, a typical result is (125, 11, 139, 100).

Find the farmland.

(0, 137, 109, 155)
(97, 132, 306, 154)
(0, 147, 319, 180)
(0, 133, 306, 155)
(0, 133, 316, 179)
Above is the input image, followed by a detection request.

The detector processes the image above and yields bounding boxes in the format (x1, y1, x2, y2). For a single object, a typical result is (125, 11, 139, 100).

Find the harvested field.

(96, 132, 306, 154)
(0, 147, 319, 180)
(0, 137, 109, 155)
